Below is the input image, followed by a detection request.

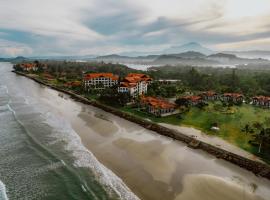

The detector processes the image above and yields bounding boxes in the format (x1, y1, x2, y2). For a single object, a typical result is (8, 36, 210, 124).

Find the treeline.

(38, 61, 139, 80)
(148, 66, 270, 97)
(21, 60, 270, 97)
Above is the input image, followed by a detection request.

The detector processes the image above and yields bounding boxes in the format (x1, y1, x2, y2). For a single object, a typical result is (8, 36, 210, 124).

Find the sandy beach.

(34, 86, 270, 200)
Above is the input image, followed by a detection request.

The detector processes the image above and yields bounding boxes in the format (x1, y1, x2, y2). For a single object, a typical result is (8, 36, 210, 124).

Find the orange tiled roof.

(253, 96, 270, 102)
(223, 93, 243, 98)
(84, 73, 118, 81)
(119, 82, 137, 88)
(21, 63, 36, 69)
(182, 96, 202, 102)
(141, 96, 176, 109)
(127, 73, 150, 78)
(201, 91, 217, 97)
(120, 73, 152, 86)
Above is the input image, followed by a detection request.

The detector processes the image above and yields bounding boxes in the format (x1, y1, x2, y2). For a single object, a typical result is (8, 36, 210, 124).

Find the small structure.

(200, 91, 218, 101)
(179, 96, 203, 106)
(65, 81, 81, 88)
(118, 73, 152, 97)
(252, 96, 270, 108)
(157, 79, 181, 85)
(140, 96, 178, 117)
(42, 73, 54, 80)
(221, 93, 244, 103)
(83, 73, 118, 90)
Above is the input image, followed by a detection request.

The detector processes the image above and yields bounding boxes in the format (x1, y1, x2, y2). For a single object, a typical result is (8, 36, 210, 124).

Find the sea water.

(0, 62, 139, 200)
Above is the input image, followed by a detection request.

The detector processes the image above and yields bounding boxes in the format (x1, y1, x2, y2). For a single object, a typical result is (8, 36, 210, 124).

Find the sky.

(0, 0, 270, 57)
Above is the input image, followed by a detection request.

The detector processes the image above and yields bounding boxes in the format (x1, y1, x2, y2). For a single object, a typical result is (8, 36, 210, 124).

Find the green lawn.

(121, 102, 270, 163)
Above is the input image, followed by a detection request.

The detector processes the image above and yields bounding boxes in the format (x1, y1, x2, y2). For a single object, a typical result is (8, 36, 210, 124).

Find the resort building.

(20, 63, 38, 71)
(118, 73, 152, 97)
(180, 96, 203, 106)
(83, 73, 119, 90)
(252, 96, 270, 108)
(221, 93, 244, 103)
(200, 91, 218, 101)
(140, 96, 178, 117)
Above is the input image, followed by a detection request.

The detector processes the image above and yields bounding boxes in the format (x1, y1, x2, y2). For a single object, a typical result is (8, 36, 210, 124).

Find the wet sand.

(16, 84, 270, 200)
(176, 174, 264, 200)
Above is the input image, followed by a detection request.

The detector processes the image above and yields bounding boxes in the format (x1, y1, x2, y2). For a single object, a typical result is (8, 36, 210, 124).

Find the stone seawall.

(13, 71, 270, 180)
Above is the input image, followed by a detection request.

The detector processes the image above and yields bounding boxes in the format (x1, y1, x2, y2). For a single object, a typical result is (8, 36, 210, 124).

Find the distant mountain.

(224, 50, 270, 60)
(153, 54, 218, 66)
(96, 54, 132, 59)
(163, 42, 213, 55)
(208, 53, 237, 59)
(172, 51, 206, 58)
(29, 55, 97, 61)
(0, 56, 28, 63)
(95, 54, 158, 64)
(207, 53, 269, 65)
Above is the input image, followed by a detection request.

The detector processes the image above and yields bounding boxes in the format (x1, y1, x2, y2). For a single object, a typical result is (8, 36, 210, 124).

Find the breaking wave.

(0, 181, 8, 200)
(44, 112, 140, 200)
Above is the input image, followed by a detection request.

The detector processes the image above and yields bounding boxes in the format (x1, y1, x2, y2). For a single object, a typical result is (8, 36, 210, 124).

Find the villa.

(83, 73, 119, 90)
(252, 96, 270, 108)
(221, 93, 244, 103)
(180, 95, 203, 106)
(118, 73, 152, 97)
(140, 96, 178, 117)
(200, 91, 218, 101)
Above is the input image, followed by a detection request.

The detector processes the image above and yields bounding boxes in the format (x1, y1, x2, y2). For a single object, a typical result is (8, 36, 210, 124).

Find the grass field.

(121, 102, 270, 163)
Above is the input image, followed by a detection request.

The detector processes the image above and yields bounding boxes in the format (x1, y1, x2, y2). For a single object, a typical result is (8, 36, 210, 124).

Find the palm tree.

(255, 128, 270, 153)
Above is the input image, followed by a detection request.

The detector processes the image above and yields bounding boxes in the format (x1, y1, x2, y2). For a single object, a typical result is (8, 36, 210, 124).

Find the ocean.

(0, 62, 138, 200)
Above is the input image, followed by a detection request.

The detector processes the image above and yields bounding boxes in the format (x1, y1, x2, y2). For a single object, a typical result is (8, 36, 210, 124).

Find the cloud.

(0, 39, 32, 57)
(0, 0, 270, 56)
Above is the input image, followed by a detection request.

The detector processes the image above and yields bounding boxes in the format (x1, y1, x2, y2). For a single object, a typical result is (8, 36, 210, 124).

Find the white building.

(83, 73, 119, 90)
(118, 73, 152, 97)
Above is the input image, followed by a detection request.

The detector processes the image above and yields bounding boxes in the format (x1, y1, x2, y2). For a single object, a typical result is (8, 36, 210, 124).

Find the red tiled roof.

(119, 82, 136, 88)
(182, 96, 202, 102)
(84, 73, 118, 81)
(141, 96, 176, 109)
(223, 93, 243, 98)
(21, 63, 36, 69)
(201, 91, 217, 97)
(253, 96, 270, 102)
(120, 73, 152, 88)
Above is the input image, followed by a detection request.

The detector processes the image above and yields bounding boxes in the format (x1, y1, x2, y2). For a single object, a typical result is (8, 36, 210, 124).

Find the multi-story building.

(83, 73, 119, 90)
(118, 73, 152, 97)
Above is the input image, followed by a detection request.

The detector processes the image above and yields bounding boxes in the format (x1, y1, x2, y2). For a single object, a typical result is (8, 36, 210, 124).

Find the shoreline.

(13, 70, 270, 180)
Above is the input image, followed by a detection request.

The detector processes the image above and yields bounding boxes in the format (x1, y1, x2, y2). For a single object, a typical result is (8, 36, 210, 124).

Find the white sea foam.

(44, 112, 140, 200)
(0, 181, 8, 200)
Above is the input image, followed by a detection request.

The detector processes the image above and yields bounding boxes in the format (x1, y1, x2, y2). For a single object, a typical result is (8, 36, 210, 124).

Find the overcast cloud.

(0, 0, 270, 56)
